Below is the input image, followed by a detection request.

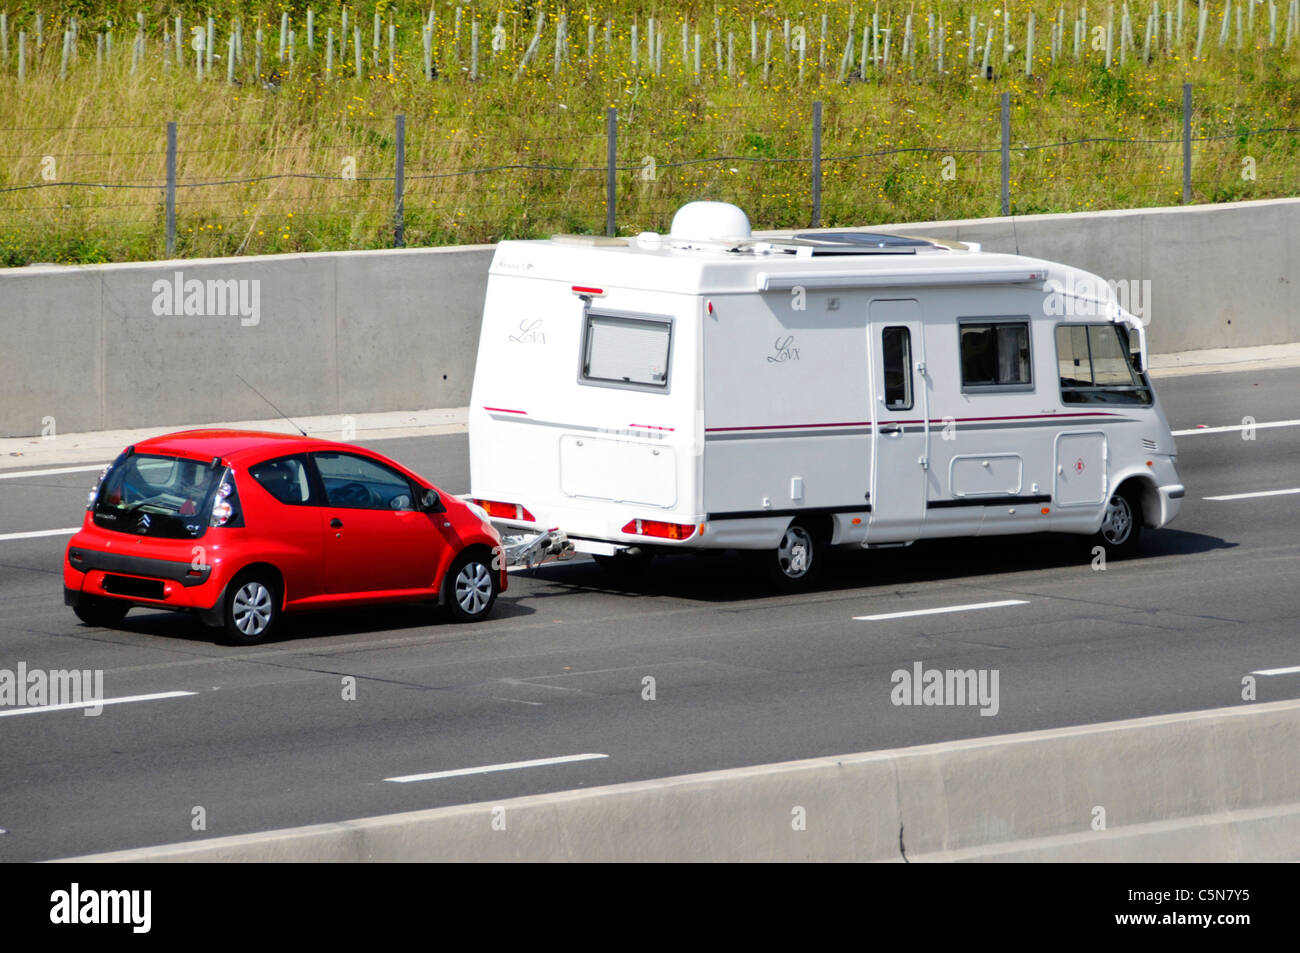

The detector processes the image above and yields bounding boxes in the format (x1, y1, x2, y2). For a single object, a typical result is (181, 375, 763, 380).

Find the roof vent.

(669, 202, 752, 242)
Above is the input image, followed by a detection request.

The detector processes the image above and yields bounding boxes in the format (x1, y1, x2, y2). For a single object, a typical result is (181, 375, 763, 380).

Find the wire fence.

(2, 82, 1299, 261)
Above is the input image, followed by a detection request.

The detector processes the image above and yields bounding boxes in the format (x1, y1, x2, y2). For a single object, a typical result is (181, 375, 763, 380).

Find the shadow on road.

(92, 596, 537, 646)
(519, 529, 1239, 604)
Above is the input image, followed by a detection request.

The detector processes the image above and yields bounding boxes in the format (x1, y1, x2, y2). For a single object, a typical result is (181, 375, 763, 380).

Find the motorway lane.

(0, 368, 1298, 861)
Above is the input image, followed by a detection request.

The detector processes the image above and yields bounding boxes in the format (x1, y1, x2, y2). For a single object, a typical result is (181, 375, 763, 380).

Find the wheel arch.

(439, 543, 497, 606)
(228, 562, 286, 609)
(1110, 471, 1161, 529)
(785, 512, 834, 541)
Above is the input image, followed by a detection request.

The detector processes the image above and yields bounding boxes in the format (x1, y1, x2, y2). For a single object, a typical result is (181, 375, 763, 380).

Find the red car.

(63, 430, 506, 644)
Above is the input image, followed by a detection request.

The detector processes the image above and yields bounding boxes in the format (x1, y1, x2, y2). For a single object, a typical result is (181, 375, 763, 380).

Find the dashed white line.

(0, 527, 80, 542)
(0, 464, 108, 480)
(385, 752, 609, 783)
(855, 599, 1029, 622)
(1250, 665, 1300, 677)
(1172, 418, 1300, 437)
(1204, 488, 1300, 502)
(0, 690, 196, 718)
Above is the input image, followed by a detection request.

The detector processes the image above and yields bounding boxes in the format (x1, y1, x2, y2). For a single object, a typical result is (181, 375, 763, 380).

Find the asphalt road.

(1, 367, 1298, 861)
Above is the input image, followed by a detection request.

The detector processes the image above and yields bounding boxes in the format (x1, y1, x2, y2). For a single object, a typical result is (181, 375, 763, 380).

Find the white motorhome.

(468, 202, 1183, 587)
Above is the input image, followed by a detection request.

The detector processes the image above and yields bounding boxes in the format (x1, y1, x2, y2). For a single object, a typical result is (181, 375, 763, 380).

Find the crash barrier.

(4, 197, 1299, 437)
(63, 698, 1300, 862)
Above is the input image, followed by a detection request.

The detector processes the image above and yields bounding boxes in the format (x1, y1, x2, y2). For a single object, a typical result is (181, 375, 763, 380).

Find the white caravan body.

(469, 203, 1182, 566)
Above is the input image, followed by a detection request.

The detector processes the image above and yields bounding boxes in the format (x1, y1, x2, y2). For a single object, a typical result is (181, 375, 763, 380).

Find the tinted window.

(92, 453, 223, 538)
(882, 326, 913, 410)
(249, 455, 315, 505)
(314, 452, 416, 511)
(960, 321, 1031, 388)
(1055, 324, 1152, 405)
(581, 313, 672, 389)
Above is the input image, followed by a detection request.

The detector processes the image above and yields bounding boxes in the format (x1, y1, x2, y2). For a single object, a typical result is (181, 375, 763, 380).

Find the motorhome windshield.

(1055, 324, 1153, 405)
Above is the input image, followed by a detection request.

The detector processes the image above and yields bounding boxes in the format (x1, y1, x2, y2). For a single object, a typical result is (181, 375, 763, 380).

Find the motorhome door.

(867, 299, 929, 542)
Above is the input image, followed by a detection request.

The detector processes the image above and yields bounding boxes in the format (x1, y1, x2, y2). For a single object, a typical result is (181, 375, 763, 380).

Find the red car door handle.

(330, 518, 344, 529)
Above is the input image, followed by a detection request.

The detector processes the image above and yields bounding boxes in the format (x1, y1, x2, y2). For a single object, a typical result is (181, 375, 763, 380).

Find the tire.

(72, 596, 130, 627)
(1095, 486, 1143, 558)
(761, 520, 824, 591)
(444, 549, 500, 622)
(222, 571, 281, 645)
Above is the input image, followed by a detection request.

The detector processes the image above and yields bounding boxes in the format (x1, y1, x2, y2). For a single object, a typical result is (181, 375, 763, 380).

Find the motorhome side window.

(1055, 324, 1153, 405)
(959, 320, 1032, 391)
(881, 327, 914, 410)
(581, 312, 672, 390)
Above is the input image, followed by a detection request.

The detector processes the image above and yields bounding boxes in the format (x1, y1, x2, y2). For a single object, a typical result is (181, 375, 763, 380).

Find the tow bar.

(501, 528, 574, 570)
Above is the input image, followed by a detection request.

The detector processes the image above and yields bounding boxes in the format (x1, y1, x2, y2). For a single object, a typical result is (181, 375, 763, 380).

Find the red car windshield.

(92, 453, 223, 539)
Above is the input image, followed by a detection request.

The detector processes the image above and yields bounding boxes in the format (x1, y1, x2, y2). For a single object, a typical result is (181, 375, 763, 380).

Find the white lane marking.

(1204, 488, 1300, 501)
(1172, 419, 1300, 437)
(854, 599, 1029, 622)
(0, 690, 196, 718)
(385, 752, 608, 783)
(0, 527, 80, 541)
(0, 464, 109, 480)
(1250, 665, 1300, 676)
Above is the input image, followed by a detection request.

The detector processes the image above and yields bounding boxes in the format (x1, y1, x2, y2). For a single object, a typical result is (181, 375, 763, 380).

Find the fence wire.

(2, 85, 1300, 263)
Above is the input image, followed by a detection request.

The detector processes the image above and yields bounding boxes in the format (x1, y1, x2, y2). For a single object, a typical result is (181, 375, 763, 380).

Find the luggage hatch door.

(559, 435, 677, 508)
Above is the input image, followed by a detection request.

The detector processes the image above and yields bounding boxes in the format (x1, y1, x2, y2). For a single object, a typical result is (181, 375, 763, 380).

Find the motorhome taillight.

(473, 499, 536, 522)
(621, 519, 696, 540)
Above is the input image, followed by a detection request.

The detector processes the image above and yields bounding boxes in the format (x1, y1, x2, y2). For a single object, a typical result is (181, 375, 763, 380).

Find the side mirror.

(420, 488, 442, 512)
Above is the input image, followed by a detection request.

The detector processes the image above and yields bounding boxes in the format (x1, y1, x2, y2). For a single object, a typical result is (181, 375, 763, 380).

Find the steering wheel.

(332, 482, 375, 508)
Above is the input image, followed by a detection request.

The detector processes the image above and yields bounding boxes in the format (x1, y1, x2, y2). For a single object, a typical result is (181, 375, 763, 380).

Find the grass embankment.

(1, 0, 1298, 264)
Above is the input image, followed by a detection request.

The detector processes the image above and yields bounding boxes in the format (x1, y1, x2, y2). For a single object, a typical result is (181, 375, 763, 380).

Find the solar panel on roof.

(792, 231, 933, 248)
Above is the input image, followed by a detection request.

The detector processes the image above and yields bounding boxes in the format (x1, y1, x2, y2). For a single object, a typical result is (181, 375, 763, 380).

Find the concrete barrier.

(5, 198, 1299, 437)
(854, 197, 1300, 356)
(62, 698, 1300, 862)
(0, 246, 492, 437)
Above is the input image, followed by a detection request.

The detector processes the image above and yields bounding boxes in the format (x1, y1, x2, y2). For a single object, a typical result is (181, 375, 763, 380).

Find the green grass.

(2, 1, 1299, 264)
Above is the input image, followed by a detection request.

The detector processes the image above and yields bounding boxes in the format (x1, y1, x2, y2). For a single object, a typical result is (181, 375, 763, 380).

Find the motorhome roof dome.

(669, 202, 752, 242)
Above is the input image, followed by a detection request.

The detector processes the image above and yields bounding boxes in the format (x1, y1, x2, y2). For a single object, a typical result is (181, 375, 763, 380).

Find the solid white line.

(1250, 665, 1300, 677)
(1204, 488, 1300, 502)
(854, 599, 1029, 622)
(0, 464, 108, 480)
(0, 527, 81, 541)
(385, 752, 609, 783)
(1172, 419, 1300, 437)
(0, 690, 196, 718)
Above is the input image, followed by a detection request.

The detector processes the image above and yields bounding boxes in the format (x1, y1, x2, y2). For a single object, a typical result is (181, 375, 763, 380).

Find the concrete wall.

(4, 198, 1299, 437)
(0, 246, 493, 437)
(858, 197, 1300, 356)
(64, 699, 1300, 862)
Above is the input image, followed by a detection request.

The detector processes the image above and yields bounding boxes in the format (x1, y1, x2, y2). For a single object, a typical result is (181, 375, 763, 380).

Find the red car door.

(243, 453, 327, 602)
(312, 451, 447, 594)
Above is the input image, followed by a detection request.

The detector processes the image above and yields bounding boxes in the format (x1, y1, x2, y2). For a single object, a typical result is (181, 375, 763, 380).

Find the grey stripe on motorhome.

(703, 417, 1139, 439)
